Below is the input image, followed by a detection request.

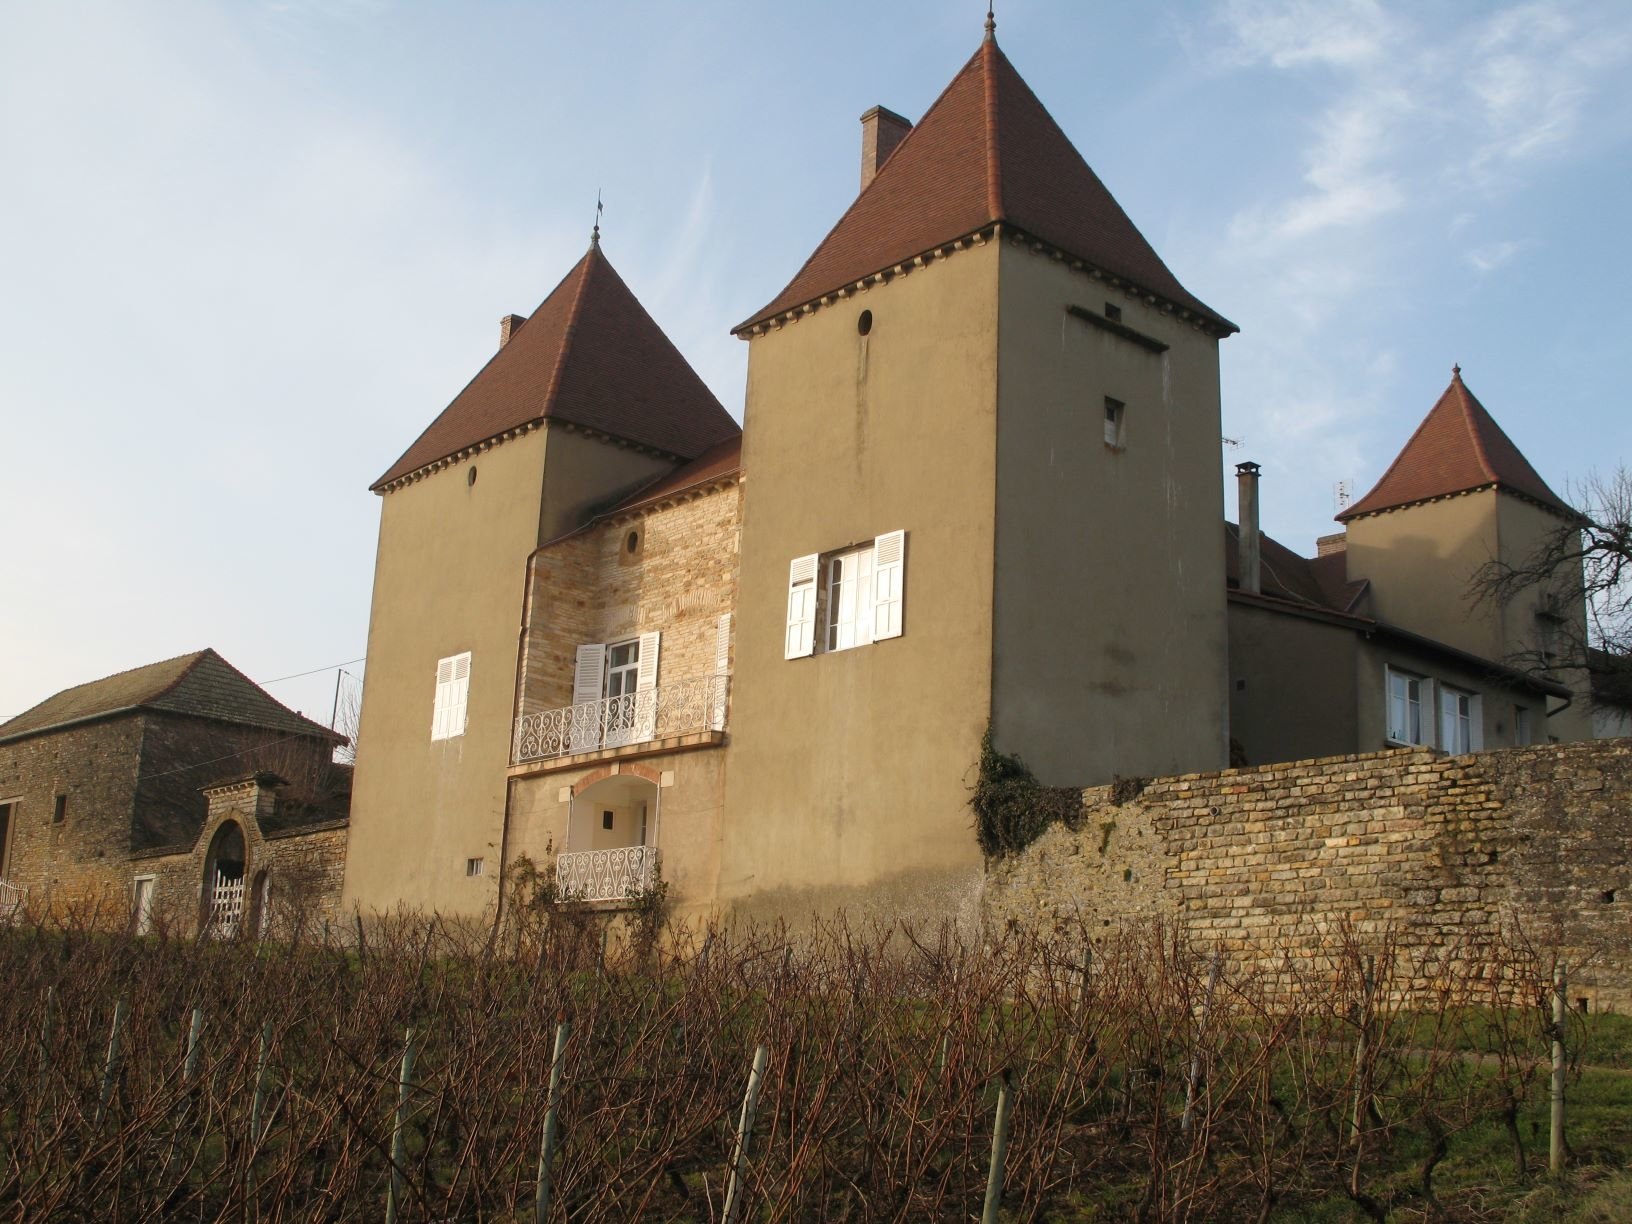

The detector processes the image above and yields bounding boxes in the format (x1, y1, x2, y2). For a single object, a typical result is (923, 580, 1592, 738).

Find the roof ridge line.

(149, 649, 211, 704)
(542, 249, 596, 420)
(1455, 379, 1502, 485)
(982, 40, 1004, 221)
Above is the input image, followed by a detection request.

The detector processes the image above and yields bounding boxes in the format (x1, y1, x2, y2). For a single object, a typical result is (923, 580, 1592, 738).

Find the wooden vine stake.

(1182, 953, 1222, 1135)
(95, 994, 130, 1129)
(982, 1067, 1015, 1224)
(722, 1045, 768, 1224)
(534, 1016, 571, 1224)
(384, 1027, 418, 1224)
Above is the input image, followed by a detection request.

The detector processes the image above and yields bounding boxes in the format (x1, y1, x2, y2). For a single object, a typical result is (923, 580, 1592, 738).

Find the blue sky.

(3, 0, 1630, 725)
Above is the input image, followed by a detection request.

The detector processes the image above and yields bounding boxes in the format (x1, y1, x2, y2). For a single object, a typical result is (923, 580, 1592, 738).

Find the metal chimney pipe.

(1237, 461, 1262, 596)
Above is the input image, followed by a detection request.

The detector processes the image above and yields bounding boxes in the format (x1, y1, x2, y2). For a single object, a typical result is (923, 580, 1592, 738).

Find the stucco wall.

(991, 240, 1228, 786)
(985, 739, 1632, 1009)
(506, 749, 725, 924)
(719, 240, 999, 924)
(1228, 601, 1360, 767)
(1344, 492, 1501, 661)
(347, 423, 673, 918)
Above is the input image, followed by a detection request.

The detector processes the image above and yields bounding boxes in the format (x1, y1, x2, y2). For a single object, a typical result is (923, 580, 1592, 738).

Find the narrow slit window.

(1104, 397, 1126, 449)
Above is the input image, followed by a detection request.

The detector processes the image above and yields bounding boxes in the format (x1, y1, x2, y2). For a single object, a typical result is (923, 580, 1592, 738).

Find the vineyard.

(0, 908, 1627, 1222)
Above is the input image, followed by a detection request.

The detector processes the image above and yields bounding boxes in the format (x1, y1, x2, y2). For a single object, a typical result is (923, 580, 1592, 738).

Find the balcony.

(513, 674, 729, 766)
(556, 845, 660, 903)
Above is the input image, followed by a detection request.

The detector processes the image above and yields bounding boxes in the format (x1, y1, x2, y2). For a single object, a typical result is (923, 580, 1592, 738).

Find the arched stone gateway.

(558, 774, 659, 903)
(202, 820, 247, 936)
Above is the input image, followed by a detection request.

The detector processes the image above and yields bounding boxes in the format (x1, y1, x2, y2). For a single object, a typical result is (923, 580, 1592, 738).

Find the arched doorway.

(202, 821, 247, 937)
(560, 775, 659, 903)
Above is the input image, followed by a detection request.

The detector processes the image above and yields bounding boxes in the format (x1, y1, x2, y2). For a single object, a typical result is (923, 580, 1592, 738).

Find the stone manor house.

(2, 24, 1616, 935)
(339, 24, 1610, 929)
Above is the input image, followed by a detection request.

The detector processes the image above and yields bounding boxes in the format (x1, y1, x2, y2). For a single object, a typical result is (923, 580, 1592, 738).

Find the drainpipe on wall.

(1236, 461, 1262, 596)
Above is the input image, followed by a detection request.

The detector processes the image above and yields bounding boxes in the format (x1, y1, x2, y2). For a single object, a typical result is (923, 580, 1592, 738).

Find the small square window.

(1104, 397, 1126, 449)
(602, 810, 615, 831)
(465, 857, 484, 877)
(1104, 302, 1122, 322)
(53, 794, 67, 824)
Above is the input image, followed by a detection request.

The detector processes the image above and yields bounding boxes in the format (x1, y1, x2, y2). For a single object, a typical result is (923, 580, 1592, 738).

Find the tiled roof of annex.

(1337, 368, 1574, 522)
(735, 33, 1233, 335)
(0, 649, 342, 746)
(374, 242, 739, 490)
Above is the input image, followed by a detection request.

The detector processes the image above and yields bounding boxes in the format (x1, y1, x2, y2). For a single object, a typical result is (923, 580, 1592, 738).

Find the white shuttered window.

(431, 652, 472, 741)
(785, 530, 907, 659)
(871, 530, 905, 641)
(785, 555, 819, 659)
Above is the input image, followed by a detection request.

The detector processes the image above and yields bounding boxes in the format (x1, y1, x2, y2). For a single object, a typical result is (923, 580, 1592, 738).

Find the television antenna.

(1334, 479, 1353, 512)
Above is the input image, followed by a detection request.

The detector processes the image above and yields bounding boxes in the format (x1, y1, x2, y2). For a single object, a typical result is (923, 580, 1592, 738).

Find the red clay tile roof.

(374, 243, 739, 489)
(735, 36, 1233, 335)
(0, 649, 342, 746)
(600, 436, 742, 518)
(1337, 369, 1574, 521)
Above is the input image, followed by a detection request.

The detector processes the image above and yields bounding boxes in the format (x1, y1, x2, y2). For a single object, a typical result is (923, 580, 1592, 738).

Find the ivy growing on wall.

(971, 727, 1085, 857)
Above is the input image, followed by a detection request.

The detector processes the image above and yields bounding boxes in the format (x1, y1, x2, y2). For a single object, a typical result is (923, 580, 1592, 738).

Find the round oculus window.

(857, 309, 873, 336)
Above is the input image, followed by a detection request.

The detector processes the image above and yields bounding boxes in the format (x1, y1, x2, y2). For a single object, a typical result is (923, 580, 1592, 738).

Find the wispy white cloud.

(1214, 0, 1396, 69)
(1466, 240, 1520, 272)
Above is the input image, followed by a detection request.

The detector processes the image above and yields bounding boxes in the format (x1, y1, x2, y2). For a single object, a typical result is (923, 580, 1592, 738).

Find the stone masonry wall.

(984, 740, 1632, 1009)
(0, 717, 144, 913)
(520, 480, 740, 718)
(133, 778, 349, 938)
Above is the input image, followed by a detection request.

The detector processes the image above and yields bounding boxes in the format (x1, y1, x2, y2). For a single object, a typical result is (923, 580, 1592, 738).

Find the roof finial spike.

(984, 2, 995, 39)
(591, 191, 603, 248)
(1452, 362, 1461, 379)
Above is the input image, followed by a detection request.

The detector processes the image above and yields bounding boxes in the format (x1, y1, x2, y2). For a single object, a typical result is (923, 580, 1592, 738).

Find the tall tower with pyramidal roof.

(717, 17, 1236, 920)
(1337, 367, 1592, 741)
(344, 237, 739, 916)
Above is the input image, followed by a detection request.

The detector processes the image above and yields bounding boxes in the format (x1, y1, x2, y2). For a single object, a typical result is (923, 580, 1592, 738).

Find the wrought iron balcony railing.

(513, 673, 729, 764)
(0, 879, 21, 924)
(555, 845, 660, 903)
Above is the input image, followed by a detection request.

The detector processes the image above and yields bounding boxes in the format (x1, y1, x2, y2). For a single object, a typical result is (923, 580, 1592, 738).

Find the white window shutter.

(712, 613, 732, 730)
(449, 653, 471, 738)
(635, 631, 661, 691)
(431, 653, 471, 741)
(572, 644, 606, 707)
(785, 554, 818, 659)
(633, 631, 661, 742)
(570, 644, 607, 753)
(872, 530, 906, 641)
(715, 613, 732, 676)
(431, 656, 454, 739)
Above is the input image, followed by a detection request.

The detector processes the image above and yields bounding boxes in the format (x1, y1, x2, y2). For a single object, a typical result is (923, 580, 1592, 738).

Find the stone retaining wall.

(983, 740, 1632, 1009)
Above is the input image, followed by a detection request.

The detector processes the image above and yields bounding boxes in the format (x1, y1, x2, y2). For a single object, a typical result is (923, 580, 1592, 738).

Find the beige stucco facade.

(719, 242, 1000, 922)
(991, 239, 1228, 785)
(344, 423, 672, 917)
(1342, 489, 1593, 744)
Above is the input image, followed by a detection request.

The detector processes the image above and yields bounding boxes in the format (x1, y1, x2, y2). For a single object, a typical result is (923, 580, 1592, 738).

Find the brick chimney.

(1236, 462, 1262, 596)
(499, 313, 528, 348)
(1315, 531, 1347, 557)
(860, 106, 912, 192)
